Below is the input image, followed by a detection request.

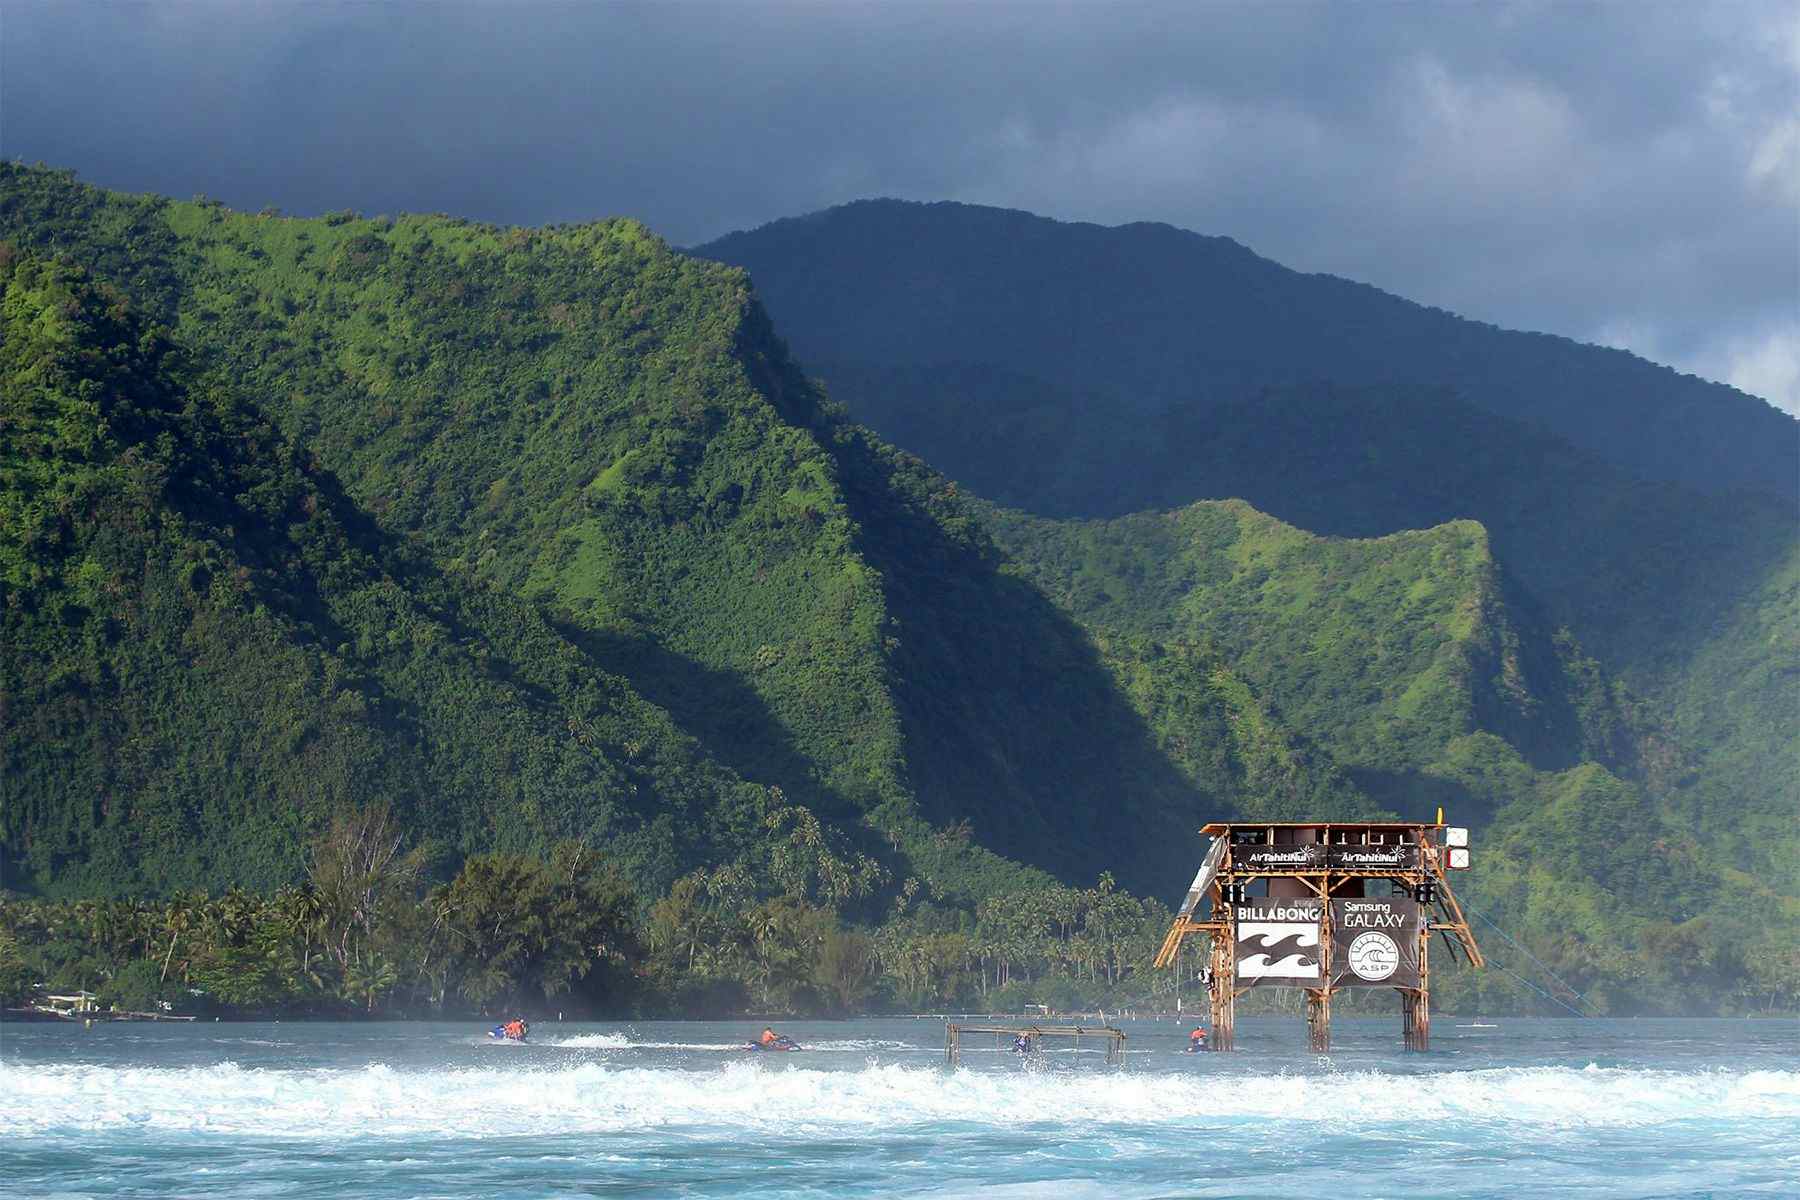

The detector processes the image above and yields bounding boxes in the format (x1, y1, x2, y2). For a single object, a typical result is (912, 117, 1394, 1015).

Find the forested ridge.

(1, 167, 1794, 1018)
(699, 197, 1799, 1011)
(0, 249, 785, 896)
(697, 198, 1795, 501)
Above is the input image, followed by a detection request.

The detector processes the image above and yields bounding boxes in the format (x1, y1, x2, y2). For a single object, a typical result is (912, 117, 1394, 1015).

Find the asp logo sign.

(1329, 898, 1421, 988)
(1345, 930, 1402, 981)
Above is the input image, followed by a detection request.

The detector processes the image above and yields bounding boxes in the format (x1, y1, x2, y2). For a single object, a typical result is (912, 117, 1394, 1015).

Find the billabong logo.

(1235, 921, 1321, 980)
(1345, 931, 1400, 981)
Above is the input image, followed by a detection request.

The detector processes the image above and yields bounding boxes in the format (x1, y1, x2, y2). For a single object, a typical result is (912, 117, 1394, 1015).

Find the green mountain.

(2, 165, 1303, 902)
(697, 198, 1795, 502)
(698, 207, 1795, 820)
(3, 169, 1792, 1013)
(982, 496, 1796, 1012)
(697, 198, 1798, 1005)
(989, 501, 1593, 788)
(0, 250, 784, 897)
(696, 204, 1795, 736)
(921, 380, 1796, 877)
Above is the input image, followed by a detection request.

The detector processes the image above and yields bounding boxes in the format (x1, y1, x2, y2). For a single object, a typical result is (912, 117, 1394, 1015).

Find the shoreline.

(6, 1009, 1793, 1024)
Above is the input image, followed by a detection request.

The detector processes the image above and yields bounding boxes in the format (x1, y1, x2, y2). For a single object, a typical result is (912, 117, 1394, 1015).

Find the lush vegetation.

(2, 169, 1792, 1019)
(699, 198, 1799, 1015)
(0, 248, 790, 897)
(703, 207, 1795, 861)
(0, 165, 1225, 902)
(979, 499, 1798, 1014)
(8, 802, 1791, 1020)
(0, 804, 1187, 1019)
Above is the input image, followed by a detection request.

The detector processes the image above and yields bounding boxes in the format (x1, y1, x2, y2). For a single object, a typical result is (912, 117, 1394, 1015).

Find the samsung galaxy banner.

(1328, 897, 1422, 988)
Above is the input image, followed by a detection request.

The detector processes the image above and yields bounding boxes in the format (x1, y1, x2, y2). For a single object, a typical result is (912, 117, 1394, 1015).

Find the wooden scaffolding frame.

(1152, 821, 1483, 1052)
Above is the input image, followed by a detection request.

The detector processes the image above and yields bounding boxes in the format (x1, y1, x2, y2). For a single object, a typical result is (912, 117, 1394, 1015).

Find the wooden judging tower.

(1152, 818, 1483, 1051)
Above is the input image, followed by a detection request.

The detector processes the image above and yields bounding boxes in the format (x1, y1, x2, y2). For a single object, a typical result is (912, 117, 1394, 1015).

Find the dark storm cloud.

(4, 1, 1795, 410)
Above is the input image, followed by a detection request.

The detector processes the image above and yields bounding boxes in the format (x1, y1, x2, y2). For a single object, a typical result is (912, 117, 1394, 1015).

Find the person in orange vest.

(754, 1026, 799, 1050)
(1187, 1026, 1207, 1052)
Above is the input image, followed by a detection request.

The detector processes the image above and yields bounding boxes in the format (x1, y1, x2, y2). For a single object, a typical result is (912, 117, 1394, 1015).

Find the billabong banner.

(1233, 900, 1322, 986)
(1328, 897, 1422, 987)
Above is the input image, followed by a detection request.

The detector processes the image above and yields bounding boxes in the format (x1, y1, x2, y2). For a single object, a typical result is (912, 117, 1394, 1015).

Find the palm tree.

(159, 894, 205, 984)
(343, 949, 398, 1014)
(277, 885, 328, 979)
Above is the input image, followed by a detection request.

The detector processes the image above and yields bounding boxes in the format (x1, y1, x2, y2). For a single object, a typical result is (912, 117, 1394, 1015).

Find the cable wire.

(1486, 959, 1591, 1019)
(1464, 905, 1604, 1016)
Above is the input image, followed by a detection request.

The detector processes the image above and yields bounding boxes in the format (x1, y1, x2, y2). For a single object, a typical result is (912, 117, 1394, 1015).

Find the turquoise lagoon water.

(2, 1017, 1795, 1198)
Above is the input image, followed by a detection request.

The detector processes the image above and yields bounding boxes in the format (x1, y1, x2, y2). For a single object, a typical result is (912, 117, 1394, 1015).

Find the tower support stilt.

(1402, 989, 1429, 1050)
(1208, 933, 1235, 1051)
(1403, 921, 1432, 1051)
(1306, 989, 1331, 1052)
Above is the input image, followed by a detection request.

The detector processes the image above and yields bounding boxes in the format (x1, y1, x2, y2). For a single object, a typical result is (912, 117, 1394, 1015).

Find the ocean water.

(2, 1016, 1795, 1198)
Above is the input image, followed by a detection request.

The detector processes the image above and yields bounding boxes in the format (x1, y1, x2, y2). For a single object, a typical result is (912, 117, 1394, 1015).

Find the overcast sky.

(4, 1, 1796, 412)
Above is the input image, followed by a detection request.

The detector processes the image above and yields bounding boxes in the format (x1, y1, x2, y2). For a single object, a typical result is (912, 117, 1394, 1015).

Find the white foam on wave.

(3, 1061, 1795, 1141)
(551, 1034, 746, 1050)
(546, 1033, 918, 1051)
(547, 1033, 634, 1049)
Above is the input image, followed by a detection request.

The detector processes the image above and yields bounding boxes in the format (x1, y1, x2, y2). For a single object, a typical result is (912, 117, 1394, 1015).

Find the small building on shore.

(39, 991, 101, 1017)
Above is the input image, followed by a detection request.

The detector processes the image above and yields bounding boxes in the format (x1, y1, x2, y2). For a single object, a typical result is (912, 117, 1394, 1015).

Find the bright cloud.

(1717, 324, 1800, 414)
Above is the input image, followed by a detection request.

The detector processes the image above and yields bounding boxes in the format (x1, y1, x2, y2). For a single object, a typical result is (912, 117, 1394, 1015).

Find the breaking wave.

(2, 1061, 1794, 1140)
(545, 1033, 637, 1049)
(546, 1033, 921, 1051)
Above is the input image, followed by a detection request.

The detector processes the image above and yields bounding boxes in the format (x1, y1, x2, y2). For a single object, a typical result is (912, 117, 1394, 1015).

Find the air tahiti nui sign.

(1232, 900, 1322, 986)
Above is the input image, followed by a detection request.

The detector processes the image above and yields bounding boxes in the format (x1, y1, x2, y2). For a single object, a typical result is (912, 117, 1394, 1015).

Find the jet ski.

(489, 1022, 530, 1043)
(744, 1036, 802, 1051)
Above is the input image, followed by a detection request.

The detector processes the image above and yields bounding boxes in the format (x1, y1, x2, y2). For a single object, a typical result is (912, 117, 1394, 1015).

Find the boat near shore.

(3, 991, 197, 1023)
